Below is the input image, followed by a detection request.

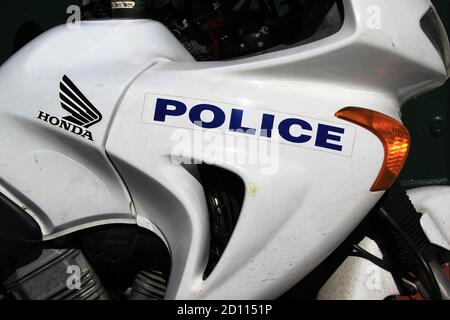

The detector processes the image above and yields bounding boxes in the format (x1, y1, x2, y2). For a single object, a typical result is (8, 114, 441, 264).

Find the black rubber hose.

(380, 183, 437, 269)
(379, 183, 441, 300)
(379, 208, 441, 300)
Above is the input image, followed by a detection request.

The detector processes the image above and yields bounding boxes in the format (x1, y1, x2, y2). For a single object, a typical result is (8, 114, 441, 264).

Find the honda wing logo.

(59, 75, 102, 128)
(37, 75, 103, 141)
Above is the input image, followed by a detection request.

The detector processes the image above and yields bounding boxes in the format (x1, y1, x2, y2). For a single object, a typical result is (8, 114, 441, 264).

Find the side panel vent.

(197, 165, 245, 279)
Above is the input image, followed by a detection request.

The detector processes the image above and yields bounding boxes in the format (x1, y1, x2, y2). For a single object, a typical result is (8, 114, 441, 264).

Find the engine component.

(77, 225, 171, 298)
(81, 0, 343, 61)
(4, 249, 108, 300)
(128, 270, 167, 300)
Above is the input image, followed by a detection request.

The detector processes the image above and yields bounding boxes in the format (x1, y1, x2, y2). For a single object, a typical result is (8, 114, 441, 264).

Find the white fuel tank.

(0, 19, 193, 238)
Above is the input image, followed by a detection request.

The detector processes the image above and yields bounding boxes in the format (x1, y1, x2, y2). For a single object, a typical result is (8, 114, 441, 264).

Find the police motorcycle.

(0, 0, 449, 300)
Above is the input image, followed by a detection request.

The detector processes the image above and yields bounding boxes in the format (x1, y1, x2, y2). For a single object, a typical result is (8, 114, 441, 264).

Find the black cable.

(352, 245, 392, 272)
(379, 208, 442, 300)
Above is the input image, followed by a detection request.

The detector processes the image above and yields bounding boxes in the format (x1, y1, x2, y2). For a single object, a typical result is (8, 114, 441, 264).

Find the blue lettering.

(189, 104, 226, 129)
(152, 98, 347, 153)
(315, 124, 344, 151)
(154, 98, 187, 122)
(261, 114, 275, 138)
(279, 118, 312, 144)
(229, 109, 256, 135)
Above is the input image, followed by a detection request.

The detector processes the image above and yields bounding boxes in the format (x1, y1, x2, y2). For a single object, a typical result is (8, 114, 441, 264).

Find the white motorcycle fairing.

(0, 20, 193, 238)
(0, 0, 448, 299)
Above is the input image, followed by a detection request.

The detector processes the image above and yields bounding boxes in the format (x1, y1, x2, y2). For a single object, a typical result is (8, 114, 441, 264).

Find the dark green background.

(0, 1, 449, 188)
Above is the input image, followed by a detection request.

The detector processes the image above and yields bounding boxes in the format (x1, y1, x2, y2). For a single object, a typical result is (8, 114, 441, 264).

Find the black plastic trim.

(421, 8, 450, 71)
(0, 192, 42, 241)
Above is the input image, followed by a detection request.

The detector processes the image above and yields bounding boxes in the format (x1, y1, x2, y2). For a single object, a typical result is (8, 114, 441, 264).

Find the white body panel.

(318, 238, 399, 300)
(408, 187, 450, 251)
(0, 0, 447, 299)
(105, 0, 448, 299)
(0, 20, 193, 237)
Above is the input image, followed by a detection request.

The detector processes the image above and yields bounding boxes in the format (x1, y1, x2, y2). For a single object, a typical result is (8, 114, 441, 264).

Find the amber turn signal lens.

(336, 107, 410, 192)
